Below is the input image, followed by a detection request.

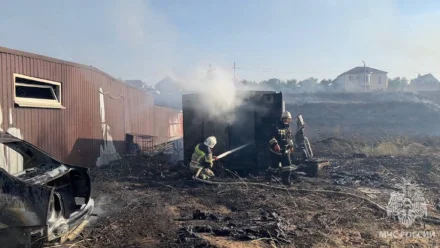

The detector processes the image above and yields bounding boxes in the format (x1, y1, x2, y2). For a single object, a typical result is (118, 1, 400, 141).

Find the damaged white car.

(0, 132, 94, 248)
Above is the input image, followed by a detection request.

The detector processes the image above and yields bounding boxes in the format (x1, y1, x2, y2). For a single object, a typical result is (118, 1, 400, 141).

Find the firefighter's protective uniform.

(189, 136, 218, 180)
(266, 111, 296, 185)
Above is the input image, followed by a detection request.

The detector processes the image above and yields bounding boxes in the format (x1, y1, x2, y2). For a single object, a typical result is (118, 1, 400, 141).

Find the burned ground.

(49, 135, 440, 248)
(285, 92, 440, 138)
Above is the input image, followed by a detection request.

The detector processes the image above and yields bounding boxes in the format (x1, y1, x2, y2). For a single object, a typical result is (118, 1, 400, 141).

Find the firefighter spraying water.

(190, 136, 252, 180)
(189, 113, 327, 182)
(184, 91, 329, 184)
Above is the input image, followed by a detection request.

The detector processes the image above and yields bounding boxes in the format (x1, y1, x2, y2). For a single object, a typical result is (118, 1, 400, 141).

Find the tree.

(240, 80, 256, 86)
(388, 77, 408, 92)
(298, 77, 319, 92)
(261, 78, 284, 91)
(320, 79, 332, 87)
(285, 79, 298, 92)
(239, 80, 259, 90)
(319, 79, 335, 91)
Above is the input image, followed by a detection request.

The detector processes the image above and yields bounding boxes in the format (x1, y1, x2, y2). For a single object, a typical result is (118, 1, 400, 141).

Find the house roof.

(0, 45, 154, 96)
(155, 76, 186, 92)
(410, 73, 440, 84)
(125, 80, 146, 89)
(335, 66, 387, 79)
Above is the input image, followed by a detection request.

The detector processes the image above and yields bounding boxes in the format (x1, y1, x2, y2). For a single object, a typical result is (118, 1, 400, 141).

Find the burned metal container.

(183, 91, 284, 174)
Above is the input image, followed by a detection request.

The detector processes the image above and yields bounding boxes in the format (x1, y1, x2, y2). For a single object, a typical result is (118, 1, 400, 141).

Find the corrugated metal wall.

(0, 46, 182, 173)
(153, 106, 183, 145)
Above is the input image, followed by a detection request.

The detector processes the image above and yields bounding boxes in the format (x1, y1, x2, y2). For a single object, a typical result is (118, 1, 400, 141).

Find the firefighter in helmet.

(266, 111, 296, 186)
(189, 136, 218, 180)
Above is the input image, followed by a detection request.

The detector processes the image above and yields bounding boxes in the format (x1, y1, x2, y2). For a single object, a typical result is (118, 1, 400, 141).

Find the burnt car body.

(0, 132, 94, 247)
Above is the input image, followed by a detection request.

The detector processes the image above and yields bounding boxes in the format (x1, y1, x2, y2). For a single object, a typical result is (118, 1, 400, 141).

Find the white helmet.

(281, 111, 292, 120)
(204, 136, 217, 148)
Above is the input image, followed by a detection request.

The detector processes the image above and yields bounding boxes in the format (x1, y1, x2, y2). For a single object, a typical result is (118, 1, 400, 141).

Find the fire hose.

(192, 115, 440, 225)
(191, 141, 440, 225)
(195, 143, 253, 178)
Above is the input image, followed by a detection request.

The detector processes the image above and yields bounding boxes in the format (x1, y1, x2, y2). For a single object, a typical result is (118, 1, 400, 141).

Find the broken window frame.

(13, 73, 65, 109)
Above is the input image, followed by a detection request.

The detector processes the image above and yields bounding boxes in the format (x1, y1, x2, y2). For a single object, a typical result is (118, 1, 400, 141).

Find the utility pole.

(362, 60, 366, 92)
(233, 60, 236, 80)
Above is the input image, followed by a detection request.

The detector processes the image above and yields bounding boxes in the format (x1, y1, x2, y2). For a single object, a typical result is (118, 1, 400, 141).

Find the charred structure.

(183, 91, 284, 174)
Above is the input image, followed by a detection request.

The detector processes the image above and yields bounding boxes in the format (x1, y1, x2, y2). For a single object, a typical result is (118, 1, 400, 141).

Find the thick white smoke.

(172, 64, 241, 123)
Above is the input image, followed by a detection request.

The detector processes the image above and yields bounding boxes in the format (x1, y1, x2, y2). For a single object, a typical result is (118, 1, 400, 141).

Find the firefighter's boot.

(265, 170, 272, 183)
(281, 171, 291, 186)
(290, 171, 300, 183)
(265, 167, 278, 183)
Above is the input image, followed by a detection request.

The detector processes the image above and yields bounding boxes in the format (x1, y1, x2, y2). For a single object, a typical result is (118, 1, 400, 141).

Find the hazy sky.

(1, 0, 440, 84)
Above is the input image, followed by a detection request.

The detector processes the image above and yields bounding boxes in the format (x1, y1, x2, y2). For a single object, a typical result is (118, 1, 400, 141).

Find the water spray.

(216, 143, 253, 160)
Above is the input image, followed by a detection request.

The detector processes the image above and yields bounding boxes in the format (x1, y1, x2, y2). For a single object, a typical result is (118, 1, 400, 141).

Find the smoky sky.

(1, 0, 440, 83)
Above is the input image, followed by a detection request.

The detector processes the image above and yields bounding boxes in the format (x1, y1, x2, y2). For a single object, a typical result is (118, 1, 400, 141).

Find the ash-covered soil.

(54, 136, 440, 248)
(285, 92, 440, 138)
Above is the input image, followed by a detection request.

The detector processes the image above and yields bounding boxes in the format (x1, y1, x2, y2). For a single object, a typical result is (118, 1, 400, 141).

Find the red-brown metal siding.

(153, 106, 183, 146)
(0, 46, 159, 168)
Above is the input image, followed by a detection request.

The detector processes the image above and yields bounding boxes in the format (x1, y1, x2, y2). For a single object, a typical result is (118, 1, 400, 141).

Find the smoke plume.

(172, 64, 241, 123)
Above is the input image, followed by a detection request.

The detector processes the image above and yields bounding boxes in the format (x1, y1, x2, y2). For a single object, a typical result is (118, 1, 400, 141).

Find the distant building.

(153, 77, 185, 110)
(155, 76, 186, 94)
(333, 66, 388, 92)
(408, 73, 440, 92)
(125, 80, 148, 91)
